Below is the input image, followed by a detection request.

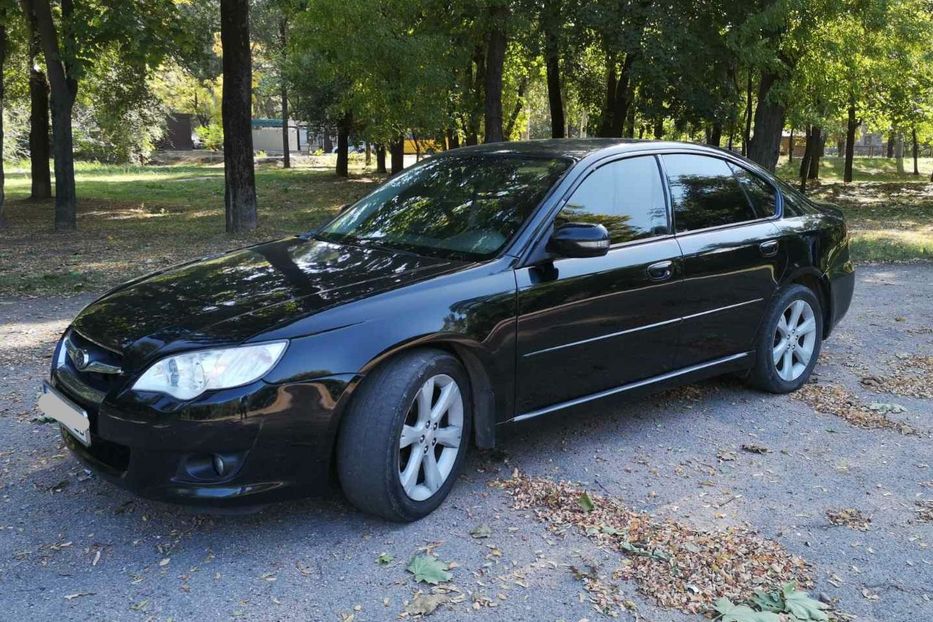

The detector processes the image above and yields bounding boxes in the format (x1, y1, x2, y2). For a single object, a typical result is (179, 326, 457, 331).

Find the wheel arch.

(355, 337, 501, 450)
(782, 266, 833, 338)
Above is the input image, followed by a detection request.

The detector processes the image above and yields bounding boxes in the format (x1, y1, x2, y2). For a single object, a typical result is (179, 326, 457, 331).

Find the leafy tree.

(23, 0, 193, 230)
(17, 0, 51, 199)
(287, 0, 458, 174)
(0, 0, 11, 228)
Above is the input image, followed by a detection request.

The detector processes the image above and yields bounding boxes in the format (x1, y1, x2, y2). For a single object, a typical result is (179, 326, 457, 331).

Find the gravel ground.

(0, 264, 930, 622)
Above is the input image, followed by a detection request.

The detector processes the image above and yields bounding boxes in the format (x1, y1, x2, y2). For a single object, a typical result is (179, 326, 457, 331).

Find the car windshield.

(316, 154, 571, 260)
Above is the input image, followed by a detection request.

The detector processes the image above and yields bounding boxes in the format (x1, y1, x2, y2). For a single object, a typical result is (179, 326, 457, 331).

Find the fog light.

(212, 454, 226, 476)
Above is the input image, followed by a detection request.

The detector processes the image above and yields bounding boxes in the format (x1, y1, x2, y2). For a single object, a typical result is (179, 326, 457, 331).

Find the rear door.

(661, 153, 787, 367)
(514, 155, 684, 415)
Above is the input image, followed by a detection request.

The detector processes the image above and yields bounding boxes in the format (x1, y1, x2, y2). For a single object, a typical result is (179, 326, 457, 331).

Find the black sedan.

(39, 140, 854, 521)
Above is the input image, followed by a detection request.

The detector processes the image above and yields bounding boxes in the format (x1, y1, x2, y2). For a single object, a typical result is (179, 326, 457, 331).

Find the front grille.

(53, 330, 128, 433)
(65, 330, 125, 394)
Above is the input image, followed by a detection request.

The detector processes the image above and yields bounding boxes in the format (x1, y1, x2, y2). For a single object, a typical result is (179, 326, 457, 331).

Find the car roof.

(437, 138, 726, 161)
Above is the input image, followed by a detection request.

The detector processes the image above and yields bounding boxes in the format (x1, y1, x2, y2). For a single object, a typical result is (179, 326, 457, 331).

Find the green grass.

(775, 154, 933, 183)
(772, 156, 933, 263)
(0, 154, 929, 296)
(0, 157, 382, 295)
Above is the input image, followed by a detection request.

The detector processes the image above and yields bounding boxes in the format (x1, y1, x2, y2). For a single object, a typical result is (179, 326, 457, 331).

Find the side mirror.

(547, 222, 610, 258)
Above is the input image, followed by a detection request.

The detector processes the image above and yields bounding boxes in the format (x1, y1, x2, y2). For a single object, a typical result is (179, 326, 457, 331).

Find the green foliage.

(73, 50, 167, 163)
(376, 552, 394, 565)
(287, 0, 466, 143)
(715, 583, 829, 622)
(406, 554, 452, 585)
(196, 121, 224, 151)
(2, 102, 30, 162)
(714, 598, 781, 622)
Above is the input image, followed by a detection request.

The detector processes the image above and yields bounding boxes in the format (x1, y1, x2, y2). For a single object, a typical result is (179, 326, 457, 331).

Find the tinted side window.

(779, 187, 816, 216)
(557, 156, 669, 244)
(728, 163, 776, 218)
(663, 154, 757, 232)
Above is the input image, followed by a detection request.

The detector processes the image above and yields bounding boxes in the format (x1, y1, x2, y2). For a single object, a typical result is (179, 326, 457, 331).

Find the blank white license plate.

(38, 383, 91, 446)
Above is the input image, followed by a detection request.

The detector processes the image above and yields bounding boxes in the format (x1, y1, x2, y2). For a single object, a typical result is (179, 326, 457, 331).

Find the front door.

(514, 155, 684, 415)
(660, 153, 787, 367)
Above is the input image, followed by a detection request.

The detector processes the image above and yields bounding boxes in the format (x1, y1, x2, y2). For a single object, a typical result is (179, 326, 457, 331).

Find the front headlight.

(132, 341, 288, 400)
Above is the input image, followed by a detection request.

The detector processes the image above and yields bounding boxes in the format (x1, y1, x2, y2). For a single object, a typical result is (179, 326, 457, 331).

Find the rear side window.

(662, 154, 757, 232)
(728, 163, 776, 218)
(557, 156, 669, 244)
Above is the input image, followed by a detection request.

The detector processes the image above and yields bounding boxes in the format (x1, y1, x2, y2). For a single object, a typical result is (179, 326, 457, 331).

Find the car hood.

(71, 236, 463, 362)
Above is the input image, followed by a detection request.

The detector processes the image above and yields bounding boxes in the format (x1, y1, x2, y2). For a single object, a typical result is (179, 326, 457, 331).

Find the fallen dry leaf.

(826, 508, 871, 531)
(795, 383, 918, 435)
(404, 591, 450, 616)
(496, 471, 810, 614)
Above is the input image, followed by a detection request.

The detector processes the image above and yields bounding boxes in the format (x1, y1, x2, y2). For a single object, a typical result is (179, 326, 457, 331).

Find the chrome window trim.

(657, 151, 784, 237)
(510, 352, 751, 423)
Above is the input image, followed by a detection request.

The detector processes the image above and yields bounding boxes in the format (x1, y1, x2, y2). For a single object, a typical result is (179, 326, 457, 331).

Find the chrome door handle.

(647, 260, 673, 281)
(759, 240, 779, 257)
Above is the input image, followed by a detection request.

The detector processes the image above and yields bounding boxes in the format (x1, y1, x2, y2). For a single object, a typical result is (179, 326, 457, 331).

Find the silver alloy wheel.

(772, 299, 817, 381)
(398, 374, 464, 501)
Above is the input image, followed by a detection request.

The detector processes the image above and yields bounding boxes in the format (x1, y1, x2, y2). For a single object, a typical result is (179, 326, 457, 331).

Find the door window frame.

(656, 151, 785, 238)
(522, 153, 677, 262)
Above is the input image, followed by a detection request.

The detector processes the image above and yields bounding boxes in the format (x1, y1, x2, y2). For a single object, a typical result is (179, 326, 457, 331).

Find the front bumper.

(51, 357, 356, 506)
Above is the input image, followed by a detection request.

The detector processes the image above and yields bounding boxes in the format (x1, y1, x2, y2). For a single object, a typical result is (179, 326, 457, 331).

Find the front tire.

(336, 349, 472, 521)
(749, 284, 823, 393)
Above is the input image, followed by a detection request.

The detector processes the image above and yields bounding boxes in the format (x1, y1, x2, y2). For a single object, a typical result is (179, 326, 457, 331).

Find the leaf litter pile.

(497, 471, 811, 614)
(794, 383, 918, 436)
(860, 355, 933, 400)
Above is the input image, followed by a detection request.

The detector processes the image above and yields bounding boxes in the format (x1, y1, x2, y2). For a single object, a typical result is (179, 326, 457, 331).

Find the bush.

(195, 121, 224, 151)
(73, 55, 167, 164)
(2, 102, 31, 163)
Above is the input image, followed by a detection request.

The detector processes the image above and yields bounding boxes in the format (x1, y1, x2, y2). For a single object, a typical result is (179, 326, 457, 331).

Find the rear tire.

(336, 349, 472, 522)
(749, 284, 823, 394)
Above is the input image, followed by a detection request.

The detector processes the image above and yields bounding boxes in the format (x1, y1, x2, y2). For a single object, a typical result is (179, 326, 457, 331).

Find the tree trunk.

(390, 137, 404, 174)
(31, 0, 77, 231)
(445, 129, 460, 150)
(707, 122, 722, 147)
(807, 126, 821, 179)
(364, 142, 371, 166)
(912, 127, 919, 176)
(844, 103, 857, 183)
(799, 126, 810, 190)
(742, 71, 753, 157)
(622, 94, 635, 138)
(21, 0, 52, 200)
(0, 21, 6, 229)
(504, 77, 527, 139)
(543, 0, 564, 138)
(220, 0, 258, 233)
(335, 113, 350, 177)
(279, 16, 290, 169)
(323, 133, 332, 152)
(375, 144, 387, 173)
(483, 2, 508, 143)
(747, 72, 784, 172)
(886, 132, 894, 158)
(597, 57, 616, 137)
(895, 133, 905, 174)
(788, 127, 794, 162)
(610, 56, 635, 137)
(653, 118, 663, 139)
